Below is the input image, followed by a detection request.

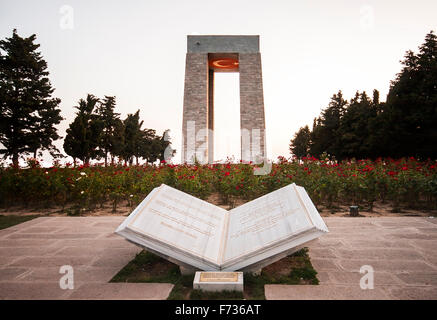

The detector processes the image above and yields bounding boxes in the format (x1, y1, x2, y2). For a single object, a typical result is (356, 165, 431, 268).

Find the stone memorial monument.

(115, 183, 329, 272)
(181, 35, 266, 164)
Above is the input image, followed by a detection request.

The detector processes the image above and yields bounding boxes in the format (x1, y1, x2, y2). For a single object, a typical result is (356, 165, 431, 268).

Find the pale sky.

(1, 0, 436, 165)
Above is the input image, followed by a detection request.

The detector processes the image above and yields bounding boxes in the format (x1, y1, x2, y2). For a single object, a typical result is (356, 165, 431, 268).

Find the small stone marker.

(193, 271, 243, 292)
(350, 205, 359, 217)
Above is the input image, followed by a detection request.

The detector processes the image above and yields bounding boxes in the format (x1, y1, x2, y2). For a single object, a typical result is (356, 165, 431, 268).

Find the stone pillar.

(208, 69, 214, 163)
(181, 53, 209, 163)
(239, 53, 266, 163)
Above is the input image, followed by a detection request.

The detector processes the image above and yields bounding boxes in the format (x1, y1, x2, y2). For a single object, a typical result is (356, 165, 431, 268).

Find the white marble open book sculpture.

(115, 183, 329, 271)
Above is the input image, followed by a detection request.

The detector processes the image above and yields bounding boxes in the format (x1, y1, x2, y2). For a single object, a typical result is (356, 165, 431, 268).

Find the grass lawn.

(0, 215, 41, 230)
(110, 247, 319, 300)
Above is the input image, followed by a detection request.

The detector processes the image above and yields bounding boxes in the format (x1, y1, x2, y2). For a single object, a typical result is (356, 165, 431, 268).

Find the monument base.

(239, 242, 313, 274)
(179, 265, 197, 275)
(193, 271, 243, 292)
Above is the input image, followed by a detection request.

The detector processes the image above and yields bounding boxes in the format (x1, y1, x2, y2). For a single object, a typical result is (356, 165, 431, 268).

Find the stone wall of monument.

(182, 53, 209, 163)
(239, 53, 266, 163)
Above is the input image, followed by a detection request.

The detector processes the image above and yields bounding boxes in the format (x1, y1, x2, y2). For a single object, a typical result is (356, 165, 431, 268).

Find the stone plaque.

(194, 271, 243, 292)
(199, 272, 238, 282)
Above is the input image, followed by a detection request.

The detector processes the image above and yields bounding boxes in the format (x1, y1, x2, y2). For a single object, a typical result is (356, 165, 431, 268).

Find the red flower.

(362, 165, 374, 172)
(224, 171, 230, 176)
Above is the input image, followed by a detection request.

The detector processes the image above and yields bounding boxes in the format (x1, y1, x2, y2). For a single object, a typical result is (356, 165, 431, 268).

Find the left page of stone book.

(116, 184, 229, 269)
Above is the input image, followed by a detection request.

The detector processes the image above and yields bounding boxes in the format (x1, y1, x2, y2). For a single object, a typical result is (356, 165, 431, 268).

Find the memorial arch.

(181, 35, 266, 163)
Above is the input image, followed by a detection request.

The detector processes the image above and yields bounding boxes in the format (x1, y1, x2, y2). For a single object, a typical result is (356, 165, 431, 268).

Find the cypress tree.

(96, 96, 121, 166)
(290, 125, 311, 158)
(63, 94, 103, 165)
(0, 29, 62, 166)
(385, 31, 437, 159)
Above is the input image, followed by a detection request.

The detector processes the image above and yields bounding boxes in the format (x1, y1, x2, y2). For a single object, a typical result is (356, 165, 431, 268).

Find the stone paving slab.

(0, 216, 172, 300)
(265, 284, 391, 300)
(266, 217, 437, 300)
(5, 266, 118, 284)
(1, 216, 437, 300)
(0, 267, 29, 282)
(387, 287, 437, 300)
(68, 283, 174, 300)
(337, 258, 436, 272)
(0, 282, 74, 299)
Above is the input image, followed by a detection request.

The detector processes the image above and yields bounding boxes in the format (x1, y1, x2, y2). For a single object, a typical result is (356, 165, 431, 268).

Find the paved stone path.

(266, 217, 437, 300)
(0, 216, 173, 299)
(1, 216, 436, 299)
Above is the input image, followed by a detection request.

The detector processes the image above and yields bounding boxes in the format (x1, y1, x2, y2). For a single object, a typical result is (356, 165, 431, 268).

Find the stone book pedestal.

(115, 183, 329, 271)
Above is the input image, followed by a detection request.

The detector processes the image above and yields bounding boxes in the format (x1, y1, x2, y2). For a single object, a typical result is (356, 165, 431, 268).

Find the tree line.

(290, 31, 437, 160)
(0, 29, 174, 167)
(63, 94, 175, 166)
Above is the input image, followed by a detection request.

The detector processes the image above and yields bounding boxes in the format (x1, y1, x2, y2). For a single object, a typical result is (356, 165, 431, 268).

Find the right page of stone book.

(221, 183, 316, 265)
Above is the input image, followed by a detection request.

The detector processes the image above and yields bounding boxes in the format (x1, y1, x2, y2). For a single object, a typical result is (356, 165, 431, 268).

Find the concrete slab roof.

(187, 35, 259, 53)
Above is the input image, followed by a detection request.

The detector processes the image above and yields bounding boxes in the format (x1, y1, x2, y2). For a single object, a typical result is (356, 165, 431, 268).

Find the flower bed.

(0, 157, 436, 212)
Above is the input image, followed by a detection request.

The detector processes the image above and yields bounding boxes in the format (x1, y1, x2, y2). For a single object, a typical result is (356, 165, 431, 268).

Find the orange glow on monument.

(209, 58, 239, 70)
